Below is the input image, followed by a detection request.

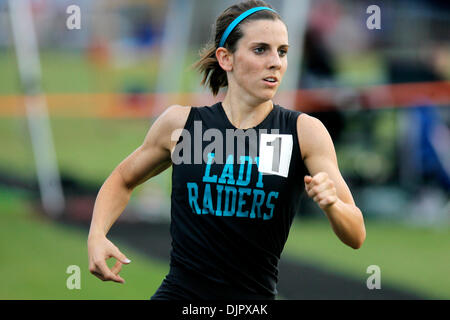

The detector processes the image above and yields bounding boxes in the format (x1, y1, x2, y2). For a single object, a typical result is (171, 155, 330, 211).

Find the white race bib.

(258, 134, 293, 178)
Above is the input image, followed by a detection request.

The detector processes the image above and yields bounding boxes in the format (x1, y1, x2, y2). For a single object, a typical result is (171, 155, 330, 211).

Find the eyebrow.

(250, 42, 290, 48)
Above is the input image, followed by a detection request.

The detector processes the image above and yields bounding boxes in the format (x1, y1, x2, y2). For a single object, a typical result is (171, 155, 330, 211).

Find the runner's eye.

(279, 49, 288, 57)
(254, 47, 265, 54)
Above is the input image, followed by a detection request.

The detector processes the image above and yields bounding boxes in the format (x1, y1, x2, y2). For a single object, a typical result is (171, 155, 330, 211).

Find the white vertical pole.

(155, 0, 195, 112)
(8, 0, 65, 217)
(142, 0, 195, 221)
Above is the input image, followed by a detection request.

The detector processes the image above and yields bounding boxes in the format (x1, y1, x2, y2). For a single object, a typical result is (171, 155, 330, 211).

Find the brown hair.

(193, 0, 282, 96)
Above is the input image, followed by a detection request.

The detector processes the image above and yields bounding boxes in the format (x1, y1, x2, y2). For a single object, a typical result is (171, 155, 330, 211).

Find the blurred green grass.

(283, 218, 450, 299)
(0, 50, 156, 94)
(0, 50, 200, 95)
(0, 186, 168, 299)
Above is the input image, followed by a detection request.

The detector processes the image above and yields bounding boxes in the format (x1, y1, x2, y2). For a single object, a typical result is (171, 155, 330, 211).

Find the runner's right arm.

(87, 105, 191, 283)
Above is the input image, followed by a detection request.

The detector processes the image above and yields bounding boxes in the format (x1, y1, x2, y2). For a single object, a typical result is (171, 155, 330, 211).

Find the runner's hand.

(304, 172, 338, 210)
(88, 234, 131, 283)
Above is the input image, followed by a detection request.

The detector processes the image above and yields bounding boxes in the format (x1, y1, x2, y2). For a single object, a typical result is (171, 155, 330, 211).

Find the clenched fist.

(304, 172, 338, 210)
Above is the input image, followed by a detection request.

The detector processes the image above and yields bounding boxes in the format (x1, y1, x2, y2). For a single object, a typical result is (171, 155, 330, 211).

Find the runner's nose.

(268, 49, 282, 70)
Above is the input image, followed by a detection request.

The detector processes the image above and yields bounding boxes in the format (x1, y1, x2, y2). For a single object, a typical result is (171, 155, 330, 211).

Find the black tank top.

(165, 102, 308, 299)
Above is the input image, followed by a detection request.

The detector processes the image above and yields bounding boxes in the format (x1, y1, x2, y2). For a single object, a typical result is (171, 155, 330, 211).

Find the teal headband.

(219, 7, 277, 48)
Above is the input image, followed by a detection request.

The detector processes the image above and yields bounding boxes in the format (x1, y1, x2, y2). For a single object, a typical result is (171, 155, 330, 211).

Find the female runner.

(87, 0, 366, 300)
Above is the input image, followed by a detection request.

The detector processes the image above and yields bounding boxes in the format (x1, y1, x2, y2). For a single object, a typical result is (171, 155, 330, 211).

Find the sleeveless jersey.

(160, 102, 308, 300)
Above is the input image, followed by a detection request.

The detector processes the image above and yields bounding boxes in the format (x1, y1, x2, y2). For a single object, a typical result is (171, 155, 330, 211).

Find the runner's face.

(231, 19, 289, 101)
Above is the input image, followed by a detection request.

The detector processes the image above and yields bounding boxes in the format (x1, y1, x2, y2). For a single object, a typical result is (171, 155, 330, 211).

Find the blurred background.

(0, 0, 449, 300)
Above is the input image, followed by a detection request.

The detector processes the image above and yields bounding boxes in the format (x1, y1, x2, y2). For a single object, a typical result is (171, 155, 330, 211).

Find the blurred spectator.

(391, 44, 450, 192)
(299, 25, 345, 143)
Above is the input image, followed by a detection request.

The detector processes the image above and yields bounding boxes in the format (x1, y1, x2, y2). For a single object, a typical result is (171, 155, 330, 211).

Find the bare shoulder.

(297, 113, 327, 133)
(146, 105, 192, 154)
(296, 113, 335, 160)
(150, 104, 191, 137)
(141, 105, 191, 149)
(158, 104, 192, 131)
